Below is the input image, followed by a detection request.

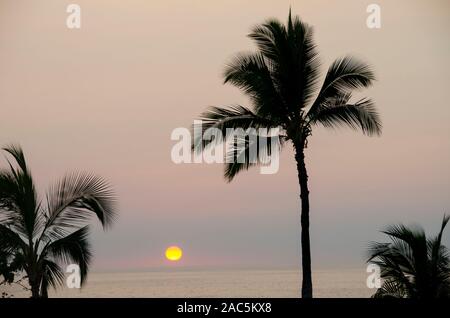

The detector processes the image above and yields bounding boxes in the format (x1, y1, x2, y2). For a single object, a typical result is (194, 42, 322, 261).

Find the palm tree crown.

(194, 11, 381, 179)
(368, 215, 450, 299)
(0, 145, 116, 298)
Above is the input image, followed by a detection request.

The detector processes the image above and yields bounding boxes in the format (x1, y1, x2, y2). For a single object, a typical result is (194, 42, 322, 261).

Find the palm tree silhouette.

(193, 11, 382, 298)
(0, 145, 116, 298)
(368, 215, 450, 298)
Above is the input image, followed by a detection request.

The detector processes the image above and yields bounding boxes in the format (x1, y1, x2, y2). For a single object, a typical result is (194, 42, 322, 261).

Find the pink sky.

(0, 0, 449, 270)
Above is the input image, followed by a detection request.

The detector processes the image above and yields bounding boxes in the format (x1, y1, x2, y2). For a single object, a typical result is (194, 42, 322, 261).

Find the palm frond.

(223, 53, 286, 120)
(309, 56, 375, 117)
(39, 259, 64, 293)
(428, 215, 450, 296)
(0, 171, 23, 225)
(373, 279, 407, 298)
(309, 98, 382, 136)
(249, 18, 287, 63)
(0, 224, 26, 255)
(44, 226, 91, 285)
(192, 105, 278, 153)
(430, 215, 450, 265)
(249, 12, 320, 111)
(2, 145, 28, 174)
(224, 132, 283, 182)
(0, 145, 38, 238)
(285, 12, 321, 108)
(41, 172, 116, 242)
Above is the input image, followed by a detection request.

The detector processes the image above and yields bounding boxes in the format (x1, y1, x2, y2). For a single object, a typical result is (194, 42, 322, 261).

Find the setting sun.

(165, 246, 183, 261)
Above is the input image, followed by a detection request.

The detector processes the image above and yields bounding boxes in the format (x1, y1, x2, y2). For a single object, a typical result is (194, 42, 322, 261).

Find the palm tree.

(368, 215, 450, 299)
(192, 11, 382, 298)
(0, 145, 116, 298)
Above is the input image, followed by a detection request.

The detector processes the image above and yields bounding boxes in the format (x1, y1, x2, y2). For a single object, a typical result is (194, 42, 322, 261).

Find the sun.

(165, 246, 183, 261)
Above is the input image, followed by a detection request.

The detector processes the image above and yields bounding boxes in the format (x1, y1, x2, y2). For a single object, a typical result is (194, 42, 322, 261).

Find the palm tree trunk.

(28, 266, 41, 298)
(295, 144, 313, 298)
(29, 278, 40, 298)
(40, 286, 48, 298)
(27, 241, 41, 298)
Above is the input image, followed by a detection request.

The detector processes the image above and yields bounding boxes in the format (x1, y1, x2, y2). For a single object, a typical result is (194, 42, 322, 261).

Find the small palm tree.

(193, 11, 381, 297)
(0, 145, 116, 298)
(368, 215, 450, 298)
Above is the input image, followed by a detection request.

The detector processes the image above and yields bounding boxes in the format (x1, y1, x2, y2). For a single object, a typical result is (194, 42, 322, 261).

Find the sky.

(0, 0, 449, 271)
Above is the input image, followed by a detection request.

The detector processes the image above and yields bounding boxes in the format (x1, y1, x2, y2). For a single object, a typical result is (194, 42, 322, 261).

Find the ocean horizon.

(3, 268, 374, 298)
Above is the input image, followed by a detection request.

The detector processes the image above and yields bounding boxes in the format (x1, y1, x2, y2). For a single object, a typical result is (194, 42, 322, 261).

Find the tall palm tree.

(0, 145, 116, 298)
(368, 215, 450, 299)
(192, 11, 382, 297)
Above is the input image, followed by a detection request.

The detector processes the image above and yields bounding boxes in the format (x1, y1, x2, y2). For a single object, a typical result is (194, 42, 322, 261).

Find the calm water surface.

(3, 269, 374, 298)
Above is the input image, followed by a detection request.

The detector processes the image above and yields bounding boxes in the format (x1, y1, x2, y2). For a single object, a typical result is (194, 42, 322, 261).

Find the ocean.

(2, 269, 374, 298)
